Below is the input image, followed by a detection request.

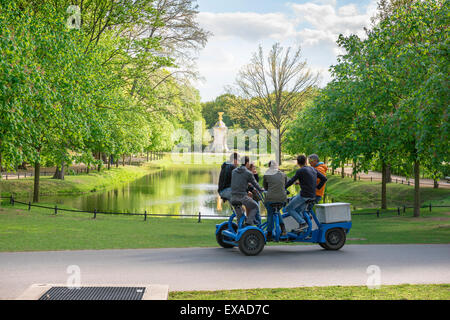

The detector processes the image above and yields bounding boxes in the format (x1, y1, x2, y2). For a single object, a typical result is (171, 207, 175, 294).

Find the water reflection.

(39, 167, 234, 217)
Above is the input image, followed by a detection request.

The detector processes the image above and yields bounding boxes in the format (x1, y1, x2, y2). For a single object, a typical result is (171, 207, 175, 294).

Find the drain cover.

(39, 286, 146, 300)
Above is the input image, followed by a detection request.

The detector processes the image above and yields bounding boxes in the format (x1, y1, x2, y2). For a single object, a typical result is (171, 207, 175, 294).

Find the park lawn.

(169, 284, 450, 300)
(0, 165, 158, 198)
(0, 201, 448, 252)
(324, 175, 450, 208)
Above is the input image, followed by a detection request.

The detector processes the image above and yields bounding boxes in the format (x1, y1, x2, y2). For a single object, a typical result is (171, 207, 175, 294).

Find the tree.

(228, 43, 319, 164)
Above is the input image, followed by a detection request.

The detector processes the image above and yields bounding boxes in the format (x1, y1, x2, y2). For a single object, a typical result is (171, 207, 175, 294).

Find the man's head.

(297, 155, 307, 167)
(230, 152, 240, 166)
(267, 160, 278, 170)
(241, 155, 250, 169)
(308, 154, 319, 167)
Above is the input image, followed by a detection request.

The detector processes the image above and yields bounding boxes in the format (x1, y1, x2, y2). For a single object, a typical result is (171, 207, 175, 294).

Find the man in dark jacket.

(218, 152, 240, 201)
(231, 156, 264, 226)
(285, 155, 327, 233)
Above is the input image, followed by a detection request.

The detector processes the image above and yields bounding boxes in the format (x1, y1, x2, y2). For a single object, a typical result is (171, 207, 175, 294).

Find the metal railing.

(1, 195, 448, 222)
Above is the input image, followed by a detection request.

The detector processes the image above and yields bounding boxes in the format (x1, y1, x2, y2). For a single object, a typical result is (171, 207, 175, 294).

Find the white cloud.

(195, 1, 378, 101)
(291, 2, 374, 47)
(197, 12, 297, 41)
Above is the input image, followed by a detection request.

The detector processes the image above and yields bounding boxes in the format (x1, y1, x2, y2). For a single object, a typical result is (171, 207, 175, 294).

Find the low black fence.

(0, 195, 228, 222)
(1, 195, 449, 222)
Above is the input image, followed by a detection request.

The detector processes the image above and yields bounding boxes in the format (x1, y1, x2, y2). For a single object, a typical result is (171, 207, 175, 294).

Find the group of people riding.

(218, 152, 327, 240)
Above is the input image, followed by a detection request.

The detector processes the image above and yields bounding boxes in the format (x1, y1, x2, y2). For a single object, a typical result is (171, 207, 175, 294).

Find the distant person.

(308, 154, 328, 203)
(285, 155, 327, 233)
(231, 156, 264, 226)
(247, 162, 262, 225)
(263, 160, 288, 240)
(218, 152, 240, 202)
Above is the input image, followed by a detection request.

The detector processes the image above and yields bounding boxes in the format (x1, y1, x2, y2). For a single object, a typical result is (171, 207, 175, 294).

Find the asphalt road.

(1, 244, 449, 299)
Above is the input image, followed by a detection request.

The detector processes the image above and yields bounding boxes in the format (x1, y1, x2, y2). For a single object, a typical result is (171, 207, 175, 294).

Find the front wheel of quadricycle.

(238, 229, 265, 256)
(216, 223, 238, 248)
(324, 228, 346, 250)
(318, 242, 329, 250)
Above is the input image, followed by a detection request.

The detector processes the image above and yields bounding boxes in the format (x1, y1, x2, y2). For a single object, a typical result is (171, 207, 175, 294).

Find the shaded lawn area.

(0, 201, 448, 252)
(169, 284, 450, 300)
(0, 165, 158, 198)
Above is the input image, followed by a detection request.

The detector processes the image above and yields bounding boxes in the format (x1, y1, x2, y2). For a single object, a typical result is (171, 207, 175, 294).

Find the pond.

(39, 167, 234, 217)
(33, 166, 369, 217)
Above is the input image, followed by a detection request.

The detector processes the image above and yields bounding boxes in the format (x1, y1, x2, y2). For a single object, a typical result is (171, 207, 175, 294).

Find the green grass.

(0, 200, 448, 252)
(0, 164, 158, 198)
(324, 175, 450, 208)
(169, 284, 450, 300)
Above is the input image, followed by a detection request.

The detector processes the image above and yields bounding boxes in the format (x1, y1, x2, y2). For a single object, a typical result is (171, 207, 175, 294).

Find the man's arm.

(249, 172, 264, 192)
(263, 175, 268, 191)
(316, 170, 327, 190)
(285, 169, 300, 189)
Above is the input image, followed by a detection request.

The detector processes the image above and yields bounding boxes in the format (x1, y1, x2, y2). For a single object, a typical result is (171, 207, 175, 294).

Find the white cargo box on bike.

(315, 203, 351, 224)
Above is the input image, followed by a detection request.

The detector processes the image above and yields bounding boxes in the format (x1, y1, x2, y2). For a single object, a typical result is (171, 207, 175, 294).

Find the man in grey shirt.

(231, 156, 264, 227)
(263, 160, 288, 239)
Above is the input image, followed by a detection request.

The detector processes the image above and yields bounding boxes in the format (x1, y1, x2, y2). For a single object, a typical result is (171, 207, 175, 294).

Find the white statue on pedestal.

(209, 112, 229, 153)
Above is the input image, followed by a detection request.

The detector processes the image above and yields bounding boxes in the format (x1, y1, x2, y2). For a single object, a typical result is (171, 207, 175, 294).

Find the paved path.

(335, 167, 450, 188)
(1, 244, 449, 299)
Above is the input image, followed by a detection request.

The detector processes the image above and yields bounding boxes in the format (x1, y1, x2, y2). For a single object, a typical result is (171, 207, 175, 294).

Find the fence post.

(376, 210, 379, 218)
(54, 205, 58, 215)
(198, 211, 201, 223)
(144, 210, 147, 221)
(28, 201, 31, 211)
(371, 177, 372, 182)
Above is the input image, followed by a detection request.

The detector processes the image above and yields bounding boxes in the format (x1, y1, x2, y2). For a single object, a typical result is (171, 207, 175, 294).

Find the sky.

(193, 0, 378, 102)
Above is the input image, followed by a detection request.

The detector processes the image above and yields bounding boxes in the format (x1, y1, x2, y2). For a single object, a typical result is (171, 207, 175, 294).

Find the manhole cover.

(39, 286, 146, 300)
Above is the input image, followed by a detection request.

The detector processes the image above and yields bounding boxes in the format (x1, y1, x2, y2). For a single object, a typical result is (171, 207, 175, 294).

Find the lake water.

(33, 166, 367, 217)
(39, 167, 234, 217)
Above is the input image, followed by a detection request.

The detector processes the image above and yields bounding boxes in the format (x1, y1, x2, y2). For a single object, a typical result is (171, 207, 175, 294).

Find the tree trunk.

(433, 179, 439, 189)
(341, 163, 345, 178)
(53, 161, 65, 180)
(115, 157, 119, 168)
(86, 165, 90, 174)
(129, 154, 132, 165)
(146, 151, 149, 162)
(413, 159, 420, 217)
(122, 154, 125, 166)
(33, 162, 40, 203)
(381, 161, 387, 210)
(353, 160, 357, 181)
(386, 164, 392, 183)
(107, 155, 111, 170)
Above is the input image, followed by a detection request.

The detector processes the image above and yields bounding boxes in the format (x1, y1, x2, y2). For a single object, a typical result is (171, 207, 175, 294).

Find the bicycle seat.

(269, 202, 285, 211)
(305, 199, 316, 211)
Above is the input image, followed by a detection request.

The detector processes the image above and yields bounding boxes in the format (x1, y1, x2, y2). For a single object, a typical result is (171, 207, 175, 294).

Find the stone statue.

(209, 112, 229, 153)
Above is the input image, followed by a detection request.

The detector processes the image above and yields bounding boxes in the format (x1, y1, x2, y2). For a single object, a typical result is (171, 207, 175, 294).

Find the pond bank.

(0, 164, 159, 198)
